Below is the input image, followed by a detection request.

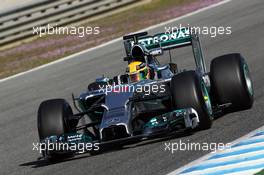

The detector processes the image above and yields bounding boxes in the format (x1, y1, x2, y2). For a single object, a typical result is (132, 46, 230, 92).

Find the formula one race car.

(37, 28, 254, 160)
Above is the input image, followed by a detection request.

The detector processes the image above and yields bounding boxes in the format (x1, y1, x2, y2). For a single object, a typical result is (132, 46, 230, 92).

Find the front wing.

(40, 108, 199, 158)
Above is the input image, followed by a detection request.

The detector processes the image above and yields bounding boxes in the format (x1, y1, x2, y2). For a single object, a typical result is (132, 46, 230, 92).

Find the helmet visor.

(129, 67, 148, 83)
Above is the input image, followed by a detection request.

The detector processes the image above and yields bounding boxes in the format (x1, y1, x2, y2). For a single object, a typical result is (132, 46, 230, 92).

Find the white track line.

(0, 0, 232, 84)
(167, 125, 264, 175)
(179, 159, 264, 175)
(224, 169, 264, 175)
(199, 150, 264, 165)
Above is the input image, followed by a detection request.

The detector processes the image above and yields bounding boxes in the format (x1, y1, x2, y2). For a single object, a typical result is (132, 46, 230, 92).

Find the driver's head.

(127, 61, 150, 83)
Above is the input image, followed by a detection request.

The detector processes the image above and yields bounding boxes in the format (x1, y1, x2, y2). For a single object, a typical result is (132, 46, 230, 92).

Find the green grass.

(255, 169, 264, 175)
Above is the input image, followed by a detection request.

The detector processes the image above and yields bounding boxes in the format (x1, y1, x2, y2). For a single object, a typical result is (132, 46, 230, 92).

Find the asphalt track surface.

(0, 0, 264, 174)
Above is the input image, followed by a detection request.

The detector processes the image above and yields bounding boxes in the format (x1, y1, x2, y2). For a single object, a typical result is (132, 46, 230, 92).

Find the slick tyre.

(38, 99, 74, 159)
(210, 53, 254, 111)
(171, 71, 213, 130)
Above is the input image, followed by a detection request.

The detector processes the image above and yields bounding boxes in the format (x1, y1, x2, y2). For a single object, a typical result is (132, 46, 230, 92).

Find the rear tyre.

(37, 99, 74, 159)
(171, 71, 213, 130)
(210, 53, 254, 111)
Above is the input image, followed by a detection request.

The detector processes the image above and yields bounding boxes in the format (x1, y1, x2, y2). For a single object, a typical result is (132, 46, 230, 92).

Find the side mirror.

(169, 63, 178, 74)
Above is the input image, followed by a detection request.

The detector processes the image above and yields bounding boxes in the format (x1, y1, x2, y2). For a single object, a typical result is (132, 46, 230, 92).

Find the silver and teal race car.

(37, 28, 254, 160)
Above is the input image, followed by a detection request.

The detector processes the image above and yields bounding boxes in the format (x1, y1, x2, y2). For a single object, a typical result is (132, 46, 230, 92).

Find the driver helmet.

(127, 61, 150, 83)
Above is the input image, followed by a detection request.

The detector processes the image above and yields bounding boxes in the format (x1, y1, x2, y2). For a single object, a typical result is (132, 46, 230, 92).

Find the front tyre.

(171, 71, 213, 130)
(37, 99, 75, 159)
(210, 53, 254, 111)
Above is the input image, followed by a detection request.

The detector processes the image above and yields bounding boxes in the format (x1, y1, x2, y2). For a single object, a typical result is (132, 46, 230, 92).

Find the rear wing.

(123, 27, 207, 74)
(123, 28, 192, 56)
